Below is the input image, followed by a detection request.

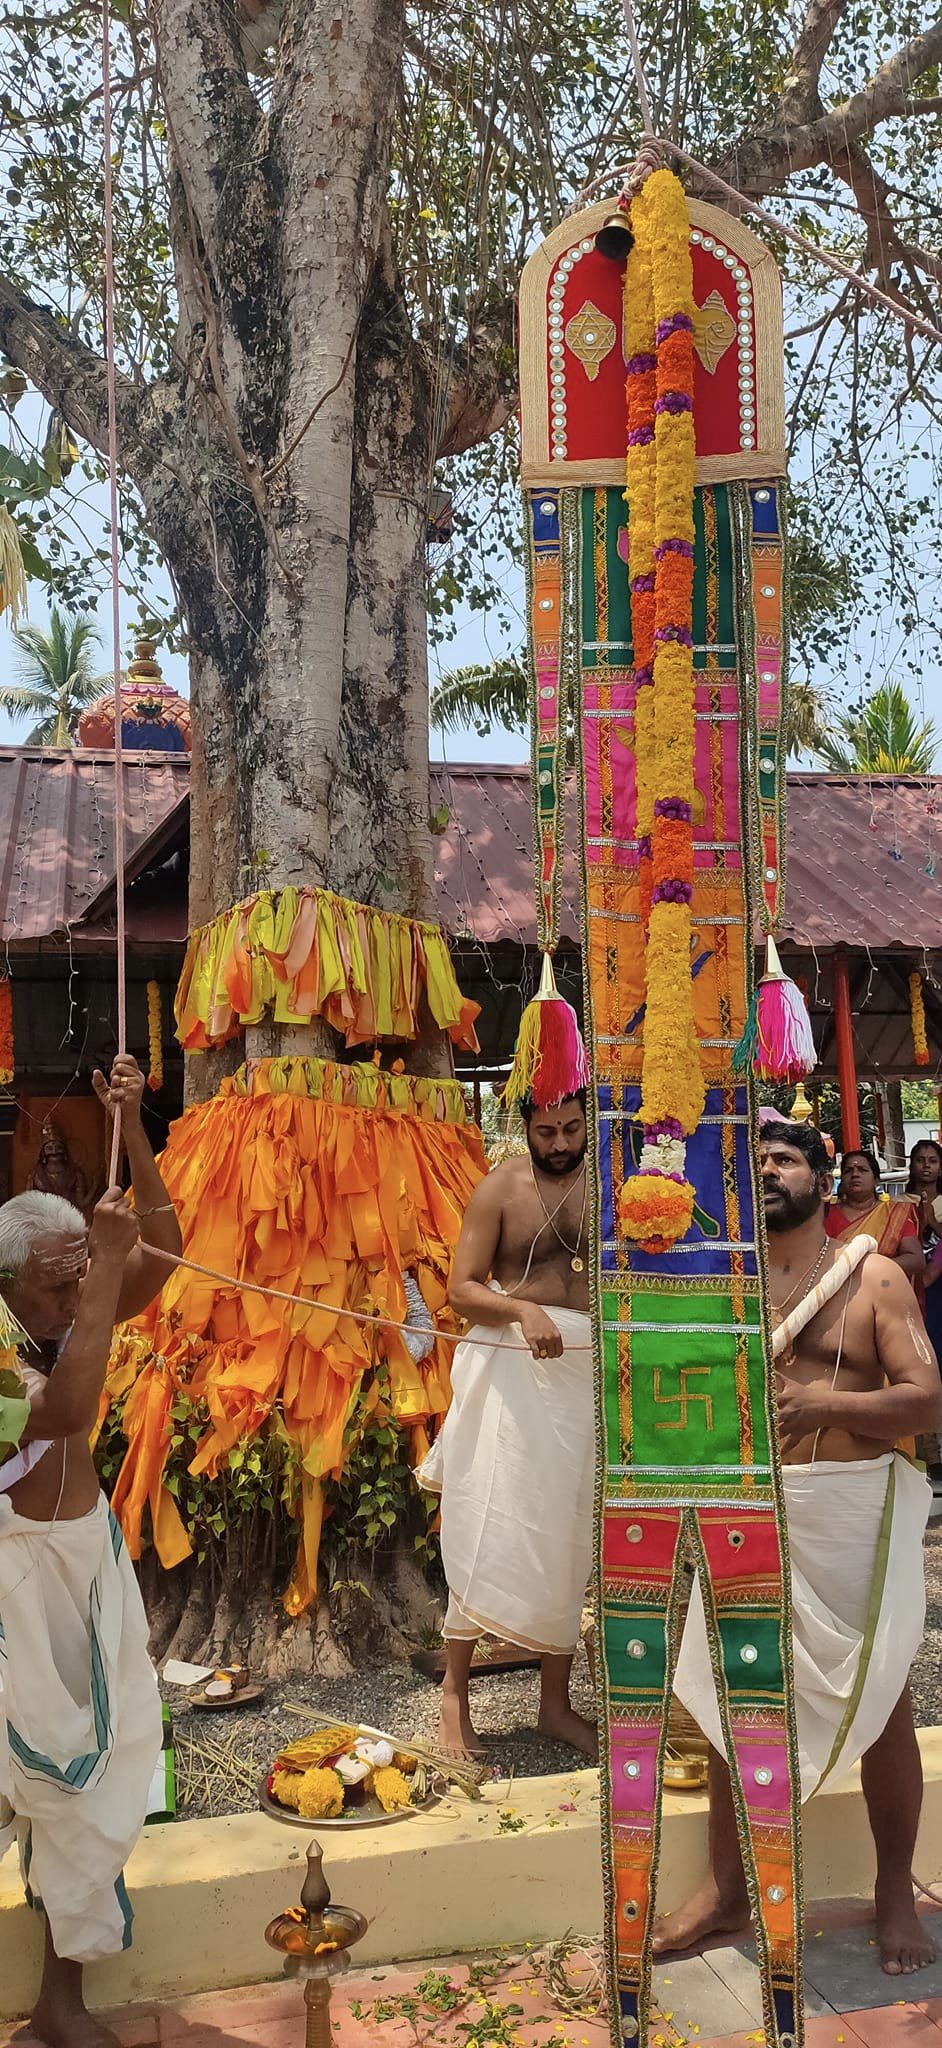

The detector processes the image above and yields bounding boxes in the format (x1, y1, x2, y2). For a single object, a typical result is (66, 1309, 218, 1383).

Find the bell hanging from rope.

(594, 201, 634, 261)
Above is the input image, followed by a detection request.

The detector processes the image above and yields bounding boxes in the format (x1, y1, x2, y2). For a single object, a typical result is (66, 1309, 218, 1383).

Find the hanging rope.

(101, 0, 128, 1184)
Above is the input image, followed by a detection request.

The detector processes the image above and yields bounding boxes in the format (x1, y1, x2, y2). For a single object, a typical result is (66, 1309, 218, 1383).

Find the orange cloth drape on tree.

(102, 1061, 486, 1609)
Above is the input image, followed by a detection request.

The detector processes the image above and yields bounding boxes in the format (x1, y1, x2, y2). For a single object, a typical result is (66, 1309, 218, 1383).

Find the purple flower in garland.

(654, 537, 694, 561)
(628, 422, 655, 447)
(646, 1117, 685, 1141)
(654, 623, 693, 648)
(626, 351, 657, 375)
(652, 878, 693, 904)
(655, 311, 693, 344)
(654, 390, 693, 416)
(654, 796, 692, 821)
(630, 572, 656, 595)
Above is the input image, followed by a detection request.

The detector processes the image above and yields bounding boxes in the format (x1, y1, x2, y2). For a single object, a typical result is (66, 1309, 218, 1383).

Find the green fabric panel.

(629, 1292, 759, 1330)
(603, 1604, 667, 1695)
(712, 485, 737, 670)
(630, 1322, 764, 1468)
(718, 1610, 783, 1697)
(601, 1299, 623, 1465)
(537, 743, 557, 816)
(581, 491, 600, 667)
(579, 486, 736, 674)
(605, 492, 631, 652)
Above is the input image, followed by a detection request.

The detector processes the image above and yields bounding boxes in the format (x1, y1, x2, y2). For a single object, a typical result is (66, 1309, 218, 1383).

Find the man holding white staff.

(659, 1119, 942, 1977)
(0, 1053, 181, 2048)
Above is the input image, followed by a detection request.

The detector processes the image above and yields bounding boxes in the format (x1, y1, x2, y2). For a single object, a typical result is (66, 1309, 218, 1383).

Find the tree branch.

(778, 0, 850, 127)
(721, 17, 942, 194)
(0, 274, 149, 470)
(436, 300, 516, 460)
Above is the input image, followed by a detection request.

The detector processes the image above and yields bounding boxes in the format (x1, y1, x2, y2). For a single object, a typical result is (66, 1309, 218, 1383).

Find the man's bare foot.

(652, 1878, 749, 1957)
(438, 1688, 485, 1759)
(537, 1704, 599, 1761)
(30, 1995, 121, 2048)
(876, 1878, 938, 1975)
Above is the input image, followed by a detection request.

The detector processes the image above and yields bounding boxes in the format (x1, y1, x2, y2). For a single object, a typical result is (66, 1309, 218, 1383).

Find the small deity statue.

(29, 1123, 98, 1222)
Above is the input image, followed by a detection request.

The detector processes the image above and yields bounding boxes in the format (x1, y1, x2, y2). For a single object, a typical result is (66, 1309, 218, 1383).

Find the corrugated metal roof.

(0, 748, 190, 947)
(2, 750, 941, 957)
(435, 765, 942, 953)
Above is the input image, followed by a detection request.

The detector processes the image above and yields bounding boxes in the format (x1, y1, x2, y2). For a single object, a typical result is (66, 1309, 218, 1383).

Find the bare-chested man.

(659, 1120, 942, 1977)
(420, 1091, 597, 1761)
(0, 1053, 182, 2047)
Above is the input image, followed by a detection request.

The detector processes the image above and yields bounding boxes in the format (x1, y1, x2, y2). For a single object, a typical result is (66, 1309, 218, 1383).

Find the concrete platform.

(1, 1733, 941, 2025)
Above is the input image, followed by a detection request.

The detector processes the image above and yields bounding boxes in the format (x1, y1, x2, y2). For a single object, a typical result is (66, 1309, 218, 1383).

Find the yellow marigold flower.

(372, 1766, 412, 1812)
(271, 1768, 303, 1812)
(392, 1751, 417, 1775)
(296, 1767, 345, 1820)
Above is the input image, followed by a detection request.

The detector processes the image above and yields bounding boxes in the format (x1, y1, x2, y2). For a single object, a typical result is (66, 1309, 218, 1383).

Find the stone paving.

(3, 1914, 942, 2048)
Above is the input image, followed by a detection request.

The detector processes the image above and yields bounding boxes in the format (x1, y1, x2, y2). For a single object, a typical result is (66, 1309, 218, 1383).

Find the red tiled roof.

(2, 749, 941, 956)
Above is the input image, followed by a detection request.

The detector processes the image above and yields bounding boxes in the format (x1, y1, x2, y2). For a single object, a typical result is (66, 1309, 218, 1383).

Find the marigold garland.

(146, 979, 163, 1092)
(175, 886, 480, 1054)
(910, 970, 930, 1067)
(0, 976, 13, 1087)
(618, 169, 703, 1250)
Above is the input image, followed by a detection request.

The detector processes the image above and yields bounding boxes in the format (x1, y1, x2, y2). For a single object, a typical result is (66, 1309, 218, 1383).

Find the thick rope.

(101, 0, 127, 1183)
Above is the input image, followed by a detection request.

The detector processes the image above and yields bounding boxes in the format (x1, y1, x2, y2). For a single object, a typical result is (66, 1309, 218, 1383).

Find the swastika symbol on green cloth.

(653, 1365, 714, 1432)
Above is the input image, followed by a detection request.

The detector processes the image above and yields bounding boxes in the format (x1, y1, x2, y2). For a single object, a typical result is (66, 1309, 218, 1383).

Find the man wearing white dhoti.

(420, 1091, 597, 1760)
(658, 1120, 942, 1978)
(0, 1053, 181, 2048)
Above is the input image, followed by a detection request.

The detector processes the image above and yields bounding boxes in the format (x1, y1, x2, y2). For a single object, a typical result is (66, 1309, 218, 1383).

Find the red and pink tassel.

(734, 935, 816, 1085)
(504, 952, 590, 1110)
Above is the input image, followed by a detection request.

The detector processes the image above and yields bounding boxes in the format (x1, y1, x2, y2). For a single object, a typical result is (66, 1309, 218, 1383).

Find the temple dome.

(78, 640, 191, 752)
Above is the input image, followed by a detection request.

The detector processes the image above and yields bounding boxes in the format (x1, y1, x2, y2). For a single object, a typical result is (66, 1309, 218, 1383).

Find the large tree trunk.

(126, 0, 444, 1664)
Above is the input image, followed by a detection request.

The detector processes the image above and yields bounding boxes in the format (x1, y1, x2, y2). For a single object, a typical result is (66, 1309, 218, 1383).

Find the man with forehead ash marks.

(0, 1053, 181, 2048)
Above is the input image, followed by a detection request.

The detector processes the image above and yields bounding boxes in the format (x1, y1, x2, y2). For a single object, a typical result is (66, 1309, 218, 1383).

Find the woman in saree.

(826, 1149, 924, 1286)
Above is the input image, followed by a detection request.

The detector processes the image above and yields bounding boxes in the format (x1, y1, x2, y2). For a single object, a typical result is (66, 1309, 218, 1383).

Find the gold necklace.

(530, 1162, 589, 1274)
(773, 1235, 829, 1315)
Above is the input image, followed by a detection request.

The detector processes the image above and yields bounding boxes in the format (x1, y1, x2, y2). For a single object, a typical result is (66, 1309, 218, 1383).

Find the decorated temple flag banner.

(518, 177, 802, 2048)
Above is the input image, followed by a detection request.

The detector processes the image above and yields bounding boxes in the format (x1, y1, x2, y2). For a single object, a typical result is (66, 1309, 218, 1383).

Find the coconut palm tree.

(0, 608, 103, 745)
(815, 680, 938, 774)
(429, 657, 529, 737)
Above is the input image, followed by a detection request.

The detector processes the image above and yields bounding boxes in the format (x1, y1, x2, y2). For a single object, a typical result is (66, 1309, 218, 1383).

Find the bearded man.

(659, 1120, 942, 1978)
(421, 1091, 597, 1761)
(0, 1053, 181, 2048)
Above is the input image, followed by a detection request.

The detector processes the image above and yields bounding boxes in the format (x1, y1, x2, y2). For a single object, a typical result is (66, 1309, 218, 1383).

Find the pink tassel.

(752, 936, 816, 1083)
(504, 953, 590, 1109)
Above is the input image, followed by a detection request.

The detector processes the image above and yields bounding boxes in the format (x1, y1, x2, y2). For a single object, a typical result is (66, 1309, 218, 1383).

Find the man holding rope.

(0, 1053, 181, 2048)
(420, 1091, 597, 1762)
(659, 1120, 941, 1977)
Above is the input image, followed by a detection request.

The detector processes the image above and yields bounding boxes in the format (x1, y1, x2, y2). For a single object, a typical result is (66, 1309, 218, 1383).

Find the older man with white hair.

(0, 1052, 181, 2048)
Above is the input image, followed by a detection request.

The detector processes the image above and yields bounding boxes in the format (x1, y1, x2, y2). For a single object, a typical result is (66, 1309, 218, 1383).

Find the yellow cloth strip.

(174, 886, 480, 1053)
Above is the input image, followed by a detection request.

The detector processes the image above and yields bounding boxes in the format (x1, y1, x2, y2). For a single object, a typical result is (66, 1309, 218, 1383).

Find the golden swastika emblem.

(653, 1365, 714, 1432)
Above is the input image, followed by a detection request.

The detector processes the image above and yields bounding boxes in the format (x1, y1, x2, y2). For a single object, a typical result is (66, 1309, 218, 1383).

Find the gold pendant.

(571, 1256, 584, 1274)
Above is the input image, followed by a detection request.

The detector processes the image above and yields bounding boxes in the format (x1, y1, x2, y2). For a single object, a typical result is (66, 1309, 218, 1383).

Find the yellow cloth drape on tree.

(174, 887, 481, 1051)
(102, 1061, 486, 1608)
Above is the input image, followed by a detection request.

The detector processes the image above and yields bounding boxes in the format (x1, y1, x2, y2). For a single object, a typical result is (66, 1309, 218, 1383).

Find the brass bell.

(595, 206, 634, 261)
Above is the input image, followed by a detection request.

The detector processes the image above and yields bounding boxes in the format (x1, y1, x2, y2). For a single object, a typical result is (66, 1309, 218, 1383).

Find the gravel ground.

(166, 1523, 942, 1821)
(165, 1653, 598, 1820)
